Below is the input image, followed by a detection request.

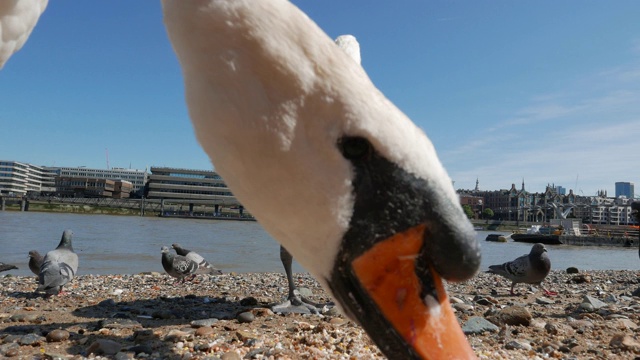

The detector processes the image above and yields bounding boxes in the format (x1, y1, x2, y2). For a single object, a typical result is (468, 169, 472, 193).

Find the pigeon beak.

(351, 224, 476, 359)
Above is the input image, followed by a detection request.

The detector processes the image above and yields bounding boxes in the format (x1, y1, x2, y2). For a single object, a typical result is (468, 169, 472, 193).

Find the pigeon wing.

(488, 253, 530, 282)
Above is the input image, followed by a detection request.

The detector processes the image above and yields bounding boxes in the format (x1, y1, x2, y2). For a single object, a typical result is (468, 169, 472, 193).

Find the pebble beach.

(1, 270, 640, 359)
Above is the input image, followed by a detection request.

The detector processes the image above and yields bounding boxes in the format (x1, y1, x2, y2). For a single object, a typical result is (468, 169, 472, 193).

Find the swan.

(275, 34, 363, 315)
(162, 1, 481, 359)
(0, 0, 48, 69)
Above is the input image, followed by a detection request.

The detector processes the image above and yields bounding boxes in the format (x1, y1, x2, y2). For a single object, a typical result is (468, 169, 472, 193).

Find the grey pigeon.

(37, 229, 79, 295)
(0, 262, 18, 273)
(28, 250, 44, 275)
(171, 243, 222, 275)
(161, 246, 199, 283)
(487, 243, 556, 296)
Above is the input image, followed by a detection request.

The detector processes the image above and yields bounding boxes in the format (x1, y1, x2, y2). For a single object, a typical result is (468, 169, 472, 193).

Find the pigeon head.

(531, 243, 547, 256)
(56, 229, 74, 250)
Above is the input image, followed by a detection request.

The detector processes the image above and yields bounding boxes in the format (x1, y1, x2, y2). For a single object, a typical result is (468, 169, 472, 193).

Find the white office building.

(0, 160, 56, 196)
(44, 166, 148, 192)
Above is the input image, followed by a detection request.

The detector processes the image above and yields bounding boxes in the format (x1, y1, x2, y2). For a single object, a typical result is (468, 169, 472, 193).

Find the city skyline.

(1, 2, 639, 197)
(4, 158, 636, 199)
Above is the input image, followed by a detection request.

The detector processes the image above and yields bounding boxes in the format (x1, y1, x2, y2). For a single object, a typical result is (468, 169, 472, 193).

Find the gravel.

(1, 269, 639, 359)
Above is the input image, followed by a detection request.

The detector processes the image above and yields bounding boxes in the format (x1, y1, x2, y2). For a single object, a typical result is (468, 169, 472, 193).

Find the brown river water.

(1, 211, 638, 277)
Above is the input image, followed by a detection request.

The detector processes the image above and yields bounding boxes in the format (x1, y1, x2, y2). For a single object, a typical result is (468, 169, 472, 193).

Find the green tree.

(482, 208, 494, 219)
(462, 205, 474, 219)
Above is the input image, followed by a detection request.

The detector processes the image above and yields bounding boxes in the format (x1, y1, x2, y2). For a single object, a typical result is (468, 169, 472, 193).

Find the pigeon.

(161, 246, 199, 283)
(37, 229, 79, 295)
(487, 243, 556, 296)
(0, 262, 18, 273)
(171, 243, 222, 275)
(28, 250, 44, 275)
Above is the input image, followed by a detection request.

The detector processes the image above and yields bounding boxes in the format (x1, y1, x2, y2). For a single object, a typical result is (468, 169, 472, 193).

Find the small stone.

(114, 352, 134, 360)
(505, 340, 532, 351)
(236, 330, 257, 341)
(530, 319, 546, 329)
(536, 296, 555, 305)
(165, 329, 191, 342)
(196, 342, 213, 351)
(462, 316, 499, 335)
(610, 333, 640, 352)
(128, 344, 153, 355)
(23, 314, 40, 323)
(488, 305, 532, 326)
(46, 329, 70, 342)
(195, 326, 214, 337)
(237, 311, 255, 323)
(329, 317, 348, 326)
(87, 339, 123, 355)
(582, 295, 607, 310)
(453, 303, 474, 312)
(4, 348, 19, 357)
(568, 319, 594, 330)
(18, 333, 45, 346)
(297, 287, 313, 297)
(322, 306, 341, 316)
(570, 274, 592, 284)
(100, 318, 142, 329)
(0, 343, 19, 356)
(566, 267, 580, 274)
(615, 318, 639, 330)
(133, 329, 156, 342)
(190, 318, 219, 328)
(250, 308, 274, 317)
(578, 302, 595, 313)
(111, 289, 124, 296)
(10, 314, 27, 322)
(239, 297, 258, 306)
(152, 310, 174, 320)
(221, 351, 242, 360)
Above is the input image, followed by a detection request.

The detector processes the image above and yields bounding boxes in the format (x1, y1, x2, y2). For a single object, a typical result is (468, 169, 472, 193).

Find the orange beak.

(352, 224, 476, 359)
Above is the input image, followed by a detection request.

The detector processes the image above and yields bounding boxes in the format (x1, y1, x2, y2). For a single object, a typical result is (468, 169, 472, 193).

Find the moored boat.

(486, 233, 509, 242)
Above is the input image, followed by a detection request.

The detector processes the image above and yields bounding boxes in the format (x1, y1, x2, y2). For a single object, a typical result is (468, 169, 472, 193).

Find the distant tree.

(482, 208, 494, 219)
(462, 205, 474, 219)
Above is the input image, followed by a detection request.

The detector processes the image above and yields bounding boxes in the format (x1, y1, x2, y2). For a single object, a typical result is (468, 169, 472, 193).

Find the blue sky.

(1, 1, 639, 197)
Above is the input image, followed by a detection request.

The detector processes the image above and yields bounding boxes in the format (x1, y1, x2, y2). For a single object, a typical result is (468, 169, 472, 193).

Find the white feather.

(161, 0, 459, 285)
(0, 0, 48, 69)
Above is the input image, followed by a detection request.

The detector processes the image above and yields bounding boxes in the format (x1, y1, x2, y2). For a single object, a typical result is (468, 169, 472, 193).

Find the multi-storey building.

(459, 181, 637, 225)
(55, 177, 133, 198)
(44, 166, 148, 192)
(615, 182, 635, 199)
(146, 166, 238, 205)
(0, 160, 56, 196)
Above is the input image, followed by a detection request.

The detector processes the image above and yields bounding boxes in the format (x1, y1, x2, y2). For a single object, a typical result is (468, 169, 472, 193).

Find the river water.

(1, 212, 638, 277)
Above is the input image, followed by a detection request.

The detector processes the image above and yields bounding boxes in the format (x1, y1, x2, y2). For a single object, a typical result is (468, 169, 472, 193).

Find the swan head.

(162, 0, 481, 358)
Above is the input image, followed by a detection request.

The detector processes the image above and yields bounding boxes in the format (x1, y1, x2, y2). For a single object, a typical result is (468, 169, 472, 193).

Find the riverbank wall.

(0, 197, 254, 221)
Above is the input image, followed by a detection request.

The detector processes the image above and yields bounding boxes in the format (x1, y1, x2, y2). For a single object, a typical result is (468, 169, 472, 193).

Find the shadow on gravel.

(2, 294, 270, 359)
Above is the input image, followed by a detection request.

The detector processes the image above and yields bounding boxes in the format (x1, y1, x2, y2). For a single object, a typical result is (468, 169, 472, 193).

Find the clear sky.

(1, 1, 639, 197)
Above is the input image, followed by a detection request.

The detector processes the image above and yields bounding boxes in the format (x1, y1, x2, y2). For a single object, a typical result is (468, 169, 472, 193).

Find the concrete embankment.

(560, 235, 636, 247)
